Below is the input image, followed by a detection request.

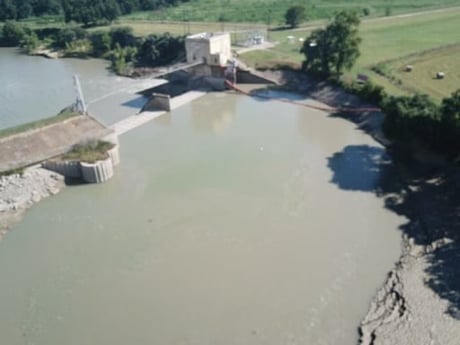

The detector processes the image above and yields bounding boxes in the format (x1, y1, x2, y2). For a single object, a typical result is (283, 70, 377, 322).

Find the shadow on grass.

(327, 143, 460, 319)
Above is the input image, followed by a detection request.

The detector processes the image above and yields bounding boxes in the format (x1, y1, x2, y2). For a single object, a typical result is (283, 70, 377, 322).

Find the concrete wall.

(42, 143, 120, 184)
(142, 93, 171, 112)
(81, 157, 114, 184)
(42, 160, 81, 178)
(186, 32, 231, 66)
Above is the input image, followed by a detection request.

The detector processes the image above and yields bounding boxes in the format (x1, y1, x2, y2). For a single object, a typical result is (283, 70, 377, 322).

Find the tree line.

(298, 11, 460, 160)
(0, 0, 190, 23)
(0, 21, 185, 75)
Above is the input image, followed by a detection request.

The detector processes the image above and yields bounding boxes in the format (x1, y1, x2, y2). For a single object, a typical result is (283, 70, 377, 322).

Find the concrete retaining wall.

(42, 143, 119, 184)
(142, 93, 171, 111)
(81, 157, 114, 184)
(42, 160, 81, 178)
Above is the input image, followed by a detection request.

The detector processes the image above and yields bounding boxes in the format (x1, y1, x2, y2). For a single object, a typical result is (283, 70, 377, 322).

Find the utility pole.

(266, 8, 272, 41)
(73, 75, 87, 114)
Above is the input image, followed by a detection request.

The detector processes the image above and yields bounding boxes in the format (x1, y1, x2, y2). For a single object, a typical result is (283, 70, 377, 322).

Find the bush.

(20, 32, 39, 53)
(55, 27, 87, 48)
(136, 33, 185, 67)
(358, 81, 387, 105)
(1, 21, 29, 46)
(90, 30, 112, 57)
(285, 5, 307, 28)
(62, 140, 114, 163)
(110, 26, 137, 49)
(382, 94, 442, 150)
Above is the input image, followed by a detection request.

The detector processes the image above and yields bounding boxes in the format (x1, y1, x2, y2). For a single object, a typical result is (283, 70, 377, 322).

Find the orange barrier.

(225, 80, 381, 114)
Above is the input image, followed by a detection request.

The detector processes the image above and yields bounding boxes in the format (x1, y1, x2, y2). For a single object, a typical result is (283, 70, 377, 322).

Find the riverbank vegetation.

(0, 21, 185, 74)
(0, 0, 191, 23)
(291, 10, 460, 161)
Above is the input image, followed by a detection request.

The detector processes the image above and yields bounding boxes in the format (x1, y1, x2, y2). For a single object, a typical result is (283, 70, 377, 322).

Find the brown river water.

(0, 48, 405, 344)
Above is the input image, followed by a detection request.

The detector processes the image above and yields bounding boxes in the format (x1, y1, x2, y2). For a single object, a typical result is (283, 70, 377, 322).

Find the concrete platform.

(110, 91, 207, 136)
(0, 116, 112, 173)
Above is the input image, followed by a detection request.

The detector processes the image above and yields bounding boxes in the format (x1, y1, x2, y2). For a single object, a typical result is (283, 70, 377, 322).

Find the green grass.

(123, 0, 460, 24)
(357, 9, 460, 68)
(383, 44, 460, 101)
(96, 20, 265, 37)
(61, 140, 114, 163)
(0, 108, 79, 140)
(239, 8, 460, 99)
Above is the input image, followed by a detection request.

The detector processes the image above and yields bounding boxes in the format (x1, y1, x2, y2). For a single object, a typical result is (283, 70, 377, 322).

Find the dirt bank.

(359, 167, 460, 344)
(0, 167, 65, 241)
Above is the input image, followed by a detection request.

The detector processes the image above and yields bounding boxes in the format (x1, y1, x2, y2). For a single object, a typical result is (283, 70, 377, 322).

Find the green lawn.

(95, 20, 266, 37)
(123, 0, 460, 24)
(384, 44, 460, 101)
(239, 7, 460, 99)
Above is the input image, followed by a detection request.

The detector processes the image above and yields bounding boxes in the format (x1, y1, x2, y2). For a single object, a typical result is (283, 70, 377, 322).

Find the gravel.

(0, 167, 65, 240)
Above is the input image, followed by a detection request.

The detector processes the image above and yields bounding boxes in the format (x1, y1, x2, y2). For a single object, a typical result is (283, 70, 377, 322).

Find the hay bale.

(405, 65, 413, 72)
(436, 72, 445, 79)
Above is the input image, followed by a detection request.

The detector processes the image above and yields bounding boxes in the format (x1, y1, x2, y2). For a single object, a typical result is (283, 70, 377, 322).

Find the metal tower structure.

(73, 75, 87, 114)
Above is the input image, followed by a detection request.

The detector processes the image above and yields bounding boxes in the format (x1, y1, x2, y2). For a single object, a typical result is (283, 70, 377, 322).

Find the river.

(0, 48, 405, 345)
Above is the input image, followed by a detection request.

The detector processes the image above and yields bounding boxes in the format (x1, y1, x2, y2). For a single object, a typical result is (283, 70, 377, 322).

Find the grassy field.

(123, 0, 460, 24)
(383, 44, 460, 101)
(239, 7, 460, 99)
(95, 20, 266, 37)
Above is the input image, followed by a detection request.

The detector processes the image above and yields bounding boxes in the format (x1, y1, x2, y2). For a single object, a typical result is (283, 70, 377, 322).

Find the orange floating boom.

(225, 80, 381, 113)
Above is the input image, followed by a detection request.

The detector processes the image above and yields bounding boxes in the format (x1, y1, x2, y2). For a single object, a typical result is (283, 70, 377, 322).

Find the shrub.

(1, 21, 29, 46)
(62, 140, 114, 163)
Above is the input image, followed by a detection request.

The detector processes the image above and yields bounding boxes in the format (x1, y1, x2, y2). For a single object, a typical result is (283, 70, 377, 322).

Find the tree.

(136, 33, 185, 67)
(301, 11, 361, 77)
(32, 0, 61, 16)
(284, 5, 306, 28)
(90, 30, 112, 56)
(16, 1, 33, 20)
(109, 26, 136, 48)
(382, 93, 441, 148)
(441, 89, 460, 125)
(1, 21, 27, 46)
(103, 0, 121, 23)
(440, 89, 460, 153)
(0, 0, 17, 20)
(20, 32, 39, 53)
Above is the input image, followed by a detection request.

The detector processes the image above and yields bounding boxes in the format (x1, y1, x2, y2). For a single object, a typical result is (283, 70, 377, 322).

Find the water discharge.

(0, 49, 405, 344)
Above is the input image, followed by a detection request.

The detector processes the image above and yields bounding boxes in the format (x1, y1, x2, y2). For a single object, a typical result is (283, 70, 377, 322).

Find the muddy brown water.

(0, 48, 405, 344)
